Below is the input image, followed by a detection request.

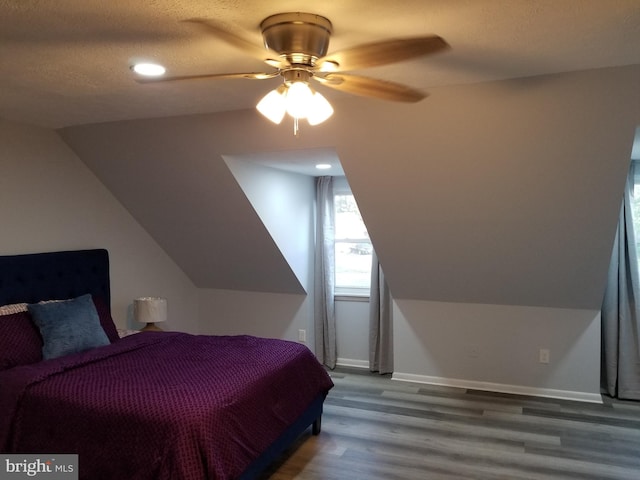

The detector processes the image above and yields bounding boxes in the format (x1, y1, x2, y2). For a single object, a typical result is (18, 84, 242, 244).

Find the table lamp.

(134, 297, 167, 331)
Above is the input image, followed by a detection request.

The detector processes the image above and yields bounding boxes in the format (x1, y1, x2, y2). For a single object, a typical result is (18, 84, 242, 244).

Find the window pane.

(334, 194, 371, 291)
(335, 242, 372, 289)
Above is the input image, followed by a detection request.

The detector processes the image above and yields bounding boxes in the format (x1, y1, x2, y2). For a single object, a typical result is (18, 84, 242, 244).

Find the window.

(333, 177, 371, 296)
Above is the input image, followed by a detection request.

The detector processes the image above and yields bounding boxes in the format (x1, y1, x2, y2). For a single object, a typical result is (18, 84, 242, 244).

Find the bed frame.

(0, 248, 324, 479)
(0, 248, 110, 307)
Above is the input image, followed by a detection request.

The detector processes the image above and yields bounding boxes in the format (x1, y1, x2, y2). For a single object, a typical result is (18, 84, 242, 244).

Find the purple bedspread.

(0, 332, 333, 479)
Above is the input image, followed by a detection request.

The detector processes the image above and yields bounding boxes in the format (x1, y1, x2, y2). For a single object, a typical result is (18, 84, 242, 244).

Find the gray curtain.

(369, 249, 393, 374)
(314, 176, 337, 369)
(602, 162, 640, 400)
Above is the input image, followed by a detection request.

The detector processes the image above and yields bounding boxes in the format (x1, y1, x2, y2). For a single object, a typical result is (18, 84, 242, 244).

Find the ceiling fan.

(135, 12, 450, 132)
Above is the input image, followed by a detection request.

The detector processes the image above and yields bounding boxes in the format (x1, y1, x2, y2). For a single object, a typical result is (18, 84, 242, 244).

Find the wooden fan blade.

(314, 74, 427, 102)
(183, 18, 289, 69)
(316, 36, 449, 72)
(135, 72, 278, 84)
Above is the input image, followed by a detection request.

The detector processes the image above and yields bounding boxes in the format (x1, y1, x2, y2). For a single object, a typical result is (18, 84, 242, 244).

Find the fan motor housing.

(260, 12, 332, 66)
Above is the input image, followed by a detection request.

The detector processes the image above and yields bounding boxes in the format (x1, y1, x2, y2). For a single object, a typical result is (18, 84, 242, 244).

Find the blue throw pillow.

(28, 294, 110, 360)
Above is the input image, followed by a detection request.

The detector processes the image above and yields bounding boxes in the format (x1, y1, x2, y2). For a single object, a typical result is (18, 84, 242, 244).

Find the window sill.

(334, 294, 370, 303)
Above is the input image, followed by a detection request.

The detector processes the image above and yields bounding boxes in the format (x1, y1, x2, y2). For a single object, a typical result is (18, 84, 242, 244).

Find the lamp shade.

(134, 297, 167, 329)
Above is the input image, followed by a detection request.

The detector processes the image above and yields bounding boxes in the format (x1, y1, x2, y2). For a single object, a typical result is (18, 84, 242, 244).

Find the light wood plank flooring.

(260, 367, 640, 480)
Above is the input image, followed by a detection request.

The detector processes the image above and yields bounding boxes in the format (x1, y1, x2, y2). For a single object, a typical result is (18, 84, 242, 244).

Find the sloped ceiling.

(61, 64, 640, 308)
(59, 112, 309, 294)
(223, 154, 316, 293)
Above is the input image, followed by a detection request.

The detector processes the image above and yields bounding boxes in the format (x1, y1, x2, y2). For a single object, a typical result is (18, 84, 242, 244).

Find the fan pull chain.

(293, 117, 300, 136)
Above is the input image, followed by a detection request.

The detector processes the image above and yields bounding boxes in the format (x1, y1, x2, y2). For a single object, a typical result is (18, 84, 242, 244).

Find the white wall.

(0, 119, 199, 332)
(393, 299, 602, 401)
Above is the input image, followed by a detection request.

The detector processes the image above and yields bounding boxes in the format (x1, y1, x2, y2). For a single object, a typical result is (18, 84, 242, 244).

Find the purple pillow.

(92, 295, 120, 343)
(0, 311, 43, 371)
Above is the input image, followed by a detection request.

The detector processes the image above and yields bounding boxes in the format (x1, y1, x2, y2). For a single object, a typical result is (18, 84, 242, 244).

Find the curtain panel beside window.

(369, 249, 393, 374)
(602, 161, 640, 400)
(314, 176, 337, 369)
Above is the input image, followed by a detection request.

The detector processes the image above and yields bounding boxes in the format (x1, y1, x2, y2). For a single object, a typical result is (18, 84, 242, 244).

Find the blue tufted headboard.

(0, 249, 111, 310)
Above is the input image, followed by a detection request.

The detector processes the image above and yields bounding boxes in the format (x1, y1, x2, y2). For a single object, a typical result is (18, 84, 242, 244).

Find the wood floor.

(260, 367, 640, 480)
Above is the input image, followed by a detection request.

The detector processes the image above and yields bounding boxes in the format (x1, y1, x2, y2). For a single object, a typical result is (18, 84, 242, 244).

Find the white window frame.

(333, 177, 371, 298)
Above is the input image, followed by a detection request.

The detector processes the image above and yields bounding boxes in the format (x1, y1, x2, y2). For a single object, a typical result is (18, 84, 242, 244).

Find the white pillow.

(0, 303, 28, 316)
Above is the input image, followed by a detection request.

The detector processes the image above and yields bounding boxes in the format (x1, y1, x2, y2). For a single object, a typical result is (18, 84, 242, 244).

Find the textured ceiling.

(1, 0, 639, 129)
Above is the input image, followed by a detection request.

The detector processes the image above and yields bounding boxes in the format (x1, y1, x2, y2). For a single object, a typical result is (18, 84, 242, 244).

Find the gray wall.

(393, 300, 601, 400)
(0, 119, 199, 331)
(336, 299, 370, 367)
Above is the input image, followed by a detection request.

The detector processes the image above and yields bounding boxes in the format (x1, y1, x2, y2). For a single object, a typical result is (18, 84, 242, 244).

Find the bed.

(0, 248, 333, 479)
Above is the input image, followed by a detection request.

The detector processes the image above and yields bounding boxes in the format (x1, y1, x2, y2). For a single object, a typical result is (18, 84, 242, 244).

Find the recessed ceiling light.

(131, 63, 166, 77)
(315, 163, 332, 170)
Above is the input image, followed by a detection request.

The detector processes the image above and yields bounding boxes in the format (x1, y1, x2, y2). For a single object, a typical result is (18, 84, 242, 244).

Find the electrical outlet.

(298, 329, 306, 343)
(539, 348, 550, 364)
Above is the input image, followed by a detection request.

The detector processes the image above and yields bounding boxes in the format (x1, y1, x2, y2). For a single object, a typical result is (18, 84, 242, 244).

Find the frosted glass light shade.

(307, 91, 334, 125)
(285, 82, 314, 119)
(256, 88, 286, 124)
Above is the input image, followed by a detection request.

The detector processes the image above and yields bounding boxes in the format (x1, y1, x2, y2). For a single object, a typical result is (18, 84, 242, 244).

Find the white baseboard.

(391, 372, 603, 404)
(337, 358, 370, 369)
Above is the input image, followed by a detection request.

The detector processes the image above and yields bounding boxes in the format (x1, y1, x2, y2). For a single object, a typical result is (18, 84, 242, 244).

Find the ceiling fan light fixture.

(256, 86, 287, 124)
(143, 12, 449, 134)
(256, 81, 333, 129)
